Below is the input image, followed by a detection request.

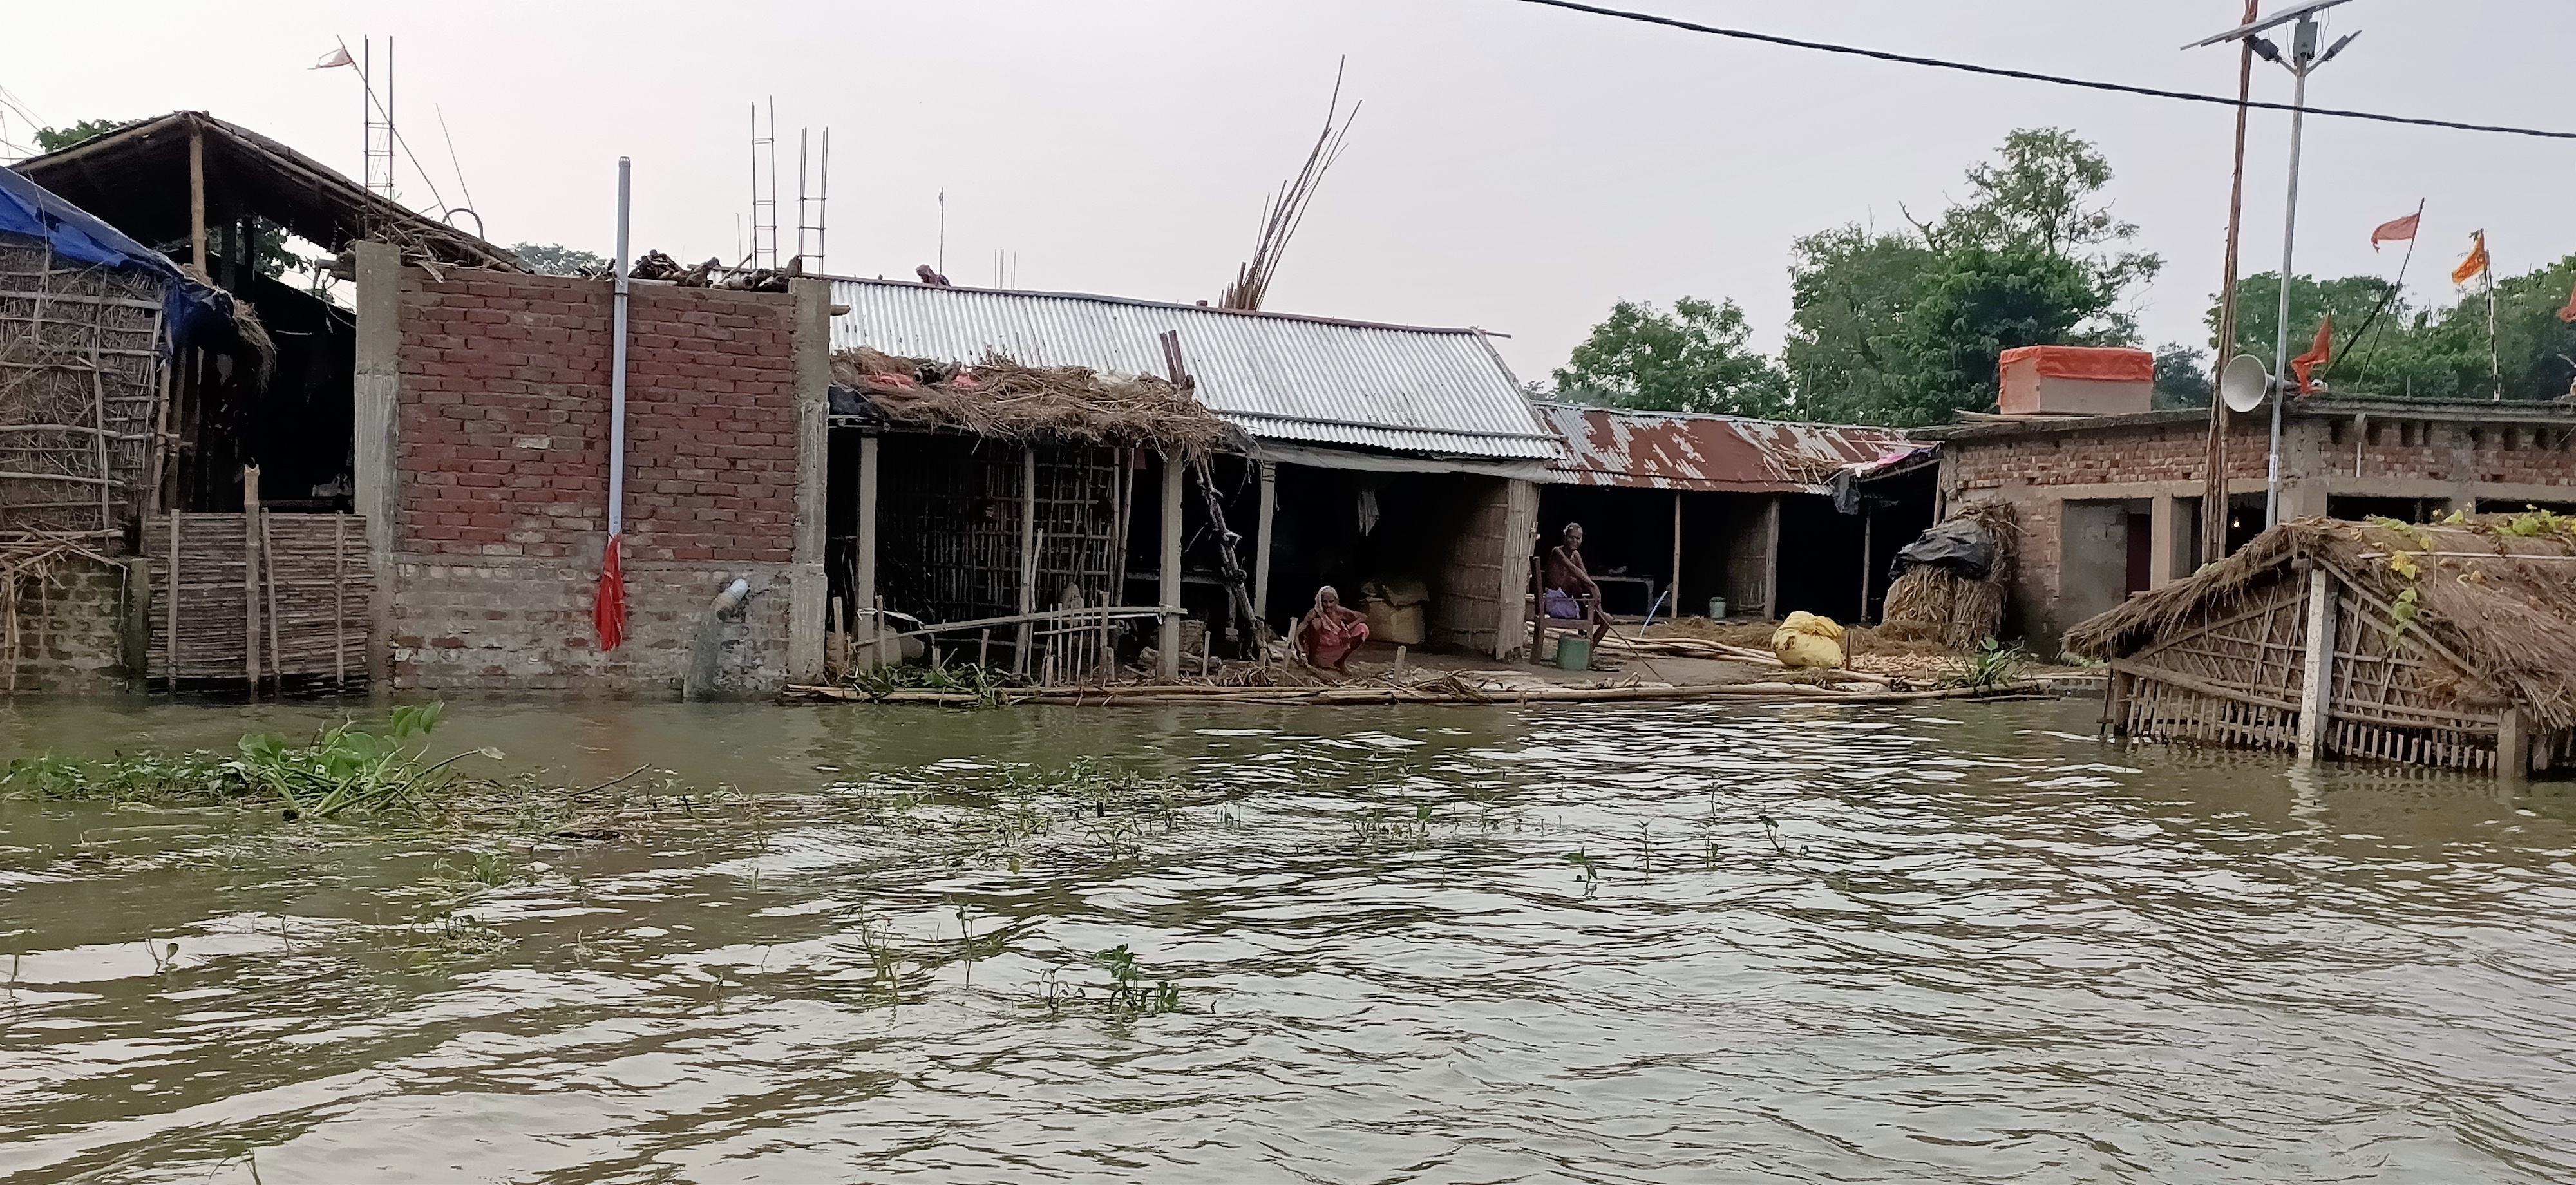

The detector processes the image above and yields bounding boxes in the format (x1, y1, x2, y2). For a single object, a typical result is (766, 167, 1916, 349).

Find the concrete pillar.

(2148, 493, 2179, 587)
(352, 240, 402, 688)
(787, 278, 831, 685)
(2295, 565, 2338, 763)
(1251, 460, 1277, 629)
(852, 434, 880, 668)
(1016, 445, 1037, 675)
(1158, 454, 1183, 680)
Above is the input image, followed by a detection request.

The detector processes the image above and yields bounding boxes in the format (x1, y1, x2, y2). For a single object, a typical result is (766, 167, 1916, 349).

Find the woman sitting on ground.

(1298, 585, 1370, 676)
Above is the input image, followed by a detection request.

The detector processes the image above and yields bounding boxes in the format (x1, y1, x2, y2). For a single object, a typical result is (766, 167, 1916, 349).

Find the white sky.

(5, 1, 2569, 387)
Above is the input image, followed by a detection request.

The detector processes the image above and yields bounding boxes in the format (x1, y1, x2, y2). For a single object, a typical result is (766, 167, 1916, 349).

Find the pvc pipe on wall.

(609, 157, 632, 539)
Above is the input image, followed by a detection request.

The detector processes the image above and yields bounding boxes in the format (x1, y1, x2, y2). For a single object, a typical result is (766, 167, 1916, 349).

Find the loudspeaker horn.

(2219, 352, 2272, 413)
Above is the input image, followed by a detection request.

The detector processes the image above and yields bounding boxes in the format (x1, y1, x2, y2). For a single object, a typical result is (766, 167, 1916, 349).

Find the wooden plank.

(242, 466, 260, 689)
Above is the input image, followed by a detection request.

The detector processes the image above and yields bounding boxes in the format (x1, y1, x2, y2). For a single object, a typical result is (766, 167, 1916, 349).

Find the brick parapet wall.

(395, 271, 799, 565)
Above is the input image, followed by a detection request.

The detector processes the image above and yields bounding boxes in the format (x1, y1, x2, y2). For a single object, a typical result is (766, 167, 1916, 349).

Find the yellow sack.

(1771, 611, 1846, 668)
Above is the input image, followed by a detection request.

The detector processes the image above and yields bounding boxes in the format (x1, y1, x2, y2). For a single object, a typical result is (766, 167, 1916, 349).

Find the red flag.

(2290, 316, 2333, 394)
(2451, 231, 2489, 285)
(2557, 280, 2576, 324)
(594, 534, 627, 651)
(2369, 211, 2420, 252)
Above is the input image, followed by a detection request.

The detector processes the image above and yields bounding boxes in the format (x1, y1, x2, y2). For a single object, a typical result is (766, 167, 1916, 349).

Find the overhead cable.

(1514, 0, 2576, 142)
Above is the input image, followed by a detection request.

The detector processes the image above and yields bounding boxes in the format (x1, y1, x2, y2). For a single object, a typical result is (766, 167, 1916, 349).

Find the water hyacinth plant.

(1, 702, 497, 819)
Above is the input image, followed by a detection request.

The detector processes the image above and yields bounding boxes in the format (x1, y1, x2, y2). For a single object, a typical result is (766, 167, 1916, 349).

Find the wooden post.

(187, 120, 208, 274)
(332, 513, 346, 686)
(2149, 493, 2179, 587)
(165, 511, 181, 694)
(1016, 446, 1037, 674)
(1669, 491, 1684, 615)
(241, 466, 261, 692)
(853, 434, 879, 668)
(1252, 459, 1277, 625)
(2497, 707, 2531, 783)
(1857, 507, 1872, 625)
(2295, 565, 2338, 762)
(1759, 495, 1782, 620)
(1158, 452, 1183, 680)
(260, 510, 283, 690)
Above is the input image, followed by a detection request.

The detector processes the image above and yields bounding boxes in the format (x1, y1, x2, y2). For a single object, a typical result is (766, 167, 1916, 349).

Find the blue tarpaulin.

(0, 164, 229, 346)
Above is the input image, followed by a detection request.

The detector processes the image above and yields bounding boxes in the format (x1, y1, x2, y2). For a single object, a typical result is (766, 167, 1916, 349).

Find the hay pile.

(1879, 499, 2020, 649)
(834, 346, 1237, 457)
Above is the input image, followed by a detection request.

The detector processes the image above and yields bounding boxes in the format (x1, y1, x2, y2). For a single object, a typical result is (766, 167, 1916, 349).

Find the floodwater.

(3, 697, 2574, 1184)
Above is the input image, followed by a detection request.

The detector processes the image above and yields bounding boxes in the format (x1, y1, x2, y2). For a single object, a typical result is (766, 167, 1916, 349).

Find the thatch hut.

(2065, 514, 2576, 778)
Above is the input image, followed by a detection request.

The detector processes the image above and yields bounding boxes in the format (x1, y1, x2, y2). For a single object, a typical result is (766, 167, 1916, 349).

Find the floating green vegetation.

(1, 703, 498, 819)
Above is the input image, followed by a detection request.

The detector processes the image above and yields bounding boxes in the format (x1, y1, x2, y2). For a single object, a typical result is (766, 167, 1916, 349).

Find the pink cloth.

(1306, 618, 1370, 668)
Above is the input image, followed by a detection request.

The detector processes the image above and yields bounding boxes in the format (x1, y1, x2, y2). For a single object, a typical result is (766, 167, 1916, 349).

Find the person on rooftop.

(1298, 585, 1370, 677)
(1543, 522, 1610, 647)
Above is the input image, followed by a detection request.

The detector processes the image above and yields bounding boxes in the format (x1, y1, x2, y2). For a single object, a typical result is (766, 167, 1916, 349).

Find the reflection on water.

(3, 697, 2573, 1183)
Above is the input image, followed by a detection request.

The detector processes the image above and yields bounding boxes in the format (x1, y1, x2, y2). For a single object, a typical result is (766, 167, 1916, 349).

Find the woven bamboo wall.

(0, 236, 166, 540)
(143, 511, 366, 684)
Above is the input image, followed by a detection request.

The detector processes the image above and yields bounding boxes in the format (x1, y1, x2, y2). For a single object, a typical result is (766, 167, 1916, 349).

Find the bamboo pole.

(332, 513, 346, 687)
(166, 511, 180, 692)
(261, 509, 283, 692)
(242, 466, 260, 690)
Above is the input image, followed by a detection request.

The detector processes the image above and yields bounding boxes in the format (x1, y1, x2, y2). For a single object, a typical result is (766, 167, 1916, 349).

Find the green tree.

(2154, 343, 2211, 409)
(509, 242, 607, 278)
(1782, 225, 1933, 424)
(1882, 246, 2114, 424)
(1785, 128, 2159, 424)
(33, 118, 136, 153)
(1550, 296, 1791, 417)
(2212, 259, 2576, 401)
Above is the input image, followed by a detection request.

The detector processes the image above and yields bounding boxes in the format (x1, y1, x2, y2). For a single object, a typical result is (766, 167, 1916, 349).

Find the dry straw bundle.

(835, 347, 1237, 457)
(1879, 499, 2020, 650)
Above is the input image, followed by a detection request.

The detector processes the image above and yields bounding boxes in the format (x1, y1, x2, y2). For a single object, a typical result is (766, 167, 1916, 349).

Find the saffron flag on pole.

(312, 46, 354, 69)
(2558, 279, 2576, 324)
(2452, 231, 2489, 285)
(2290, 316, 2333, 394)
(2369, 210, 2420, 251)
(594, 534, 628, 651)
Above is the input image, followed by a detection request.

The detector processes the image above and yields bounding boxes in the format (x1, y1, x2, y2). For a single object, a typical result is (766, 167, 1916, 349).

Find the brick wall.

(389, 269, 813, 694)
(6, 557, 134, 695)
(1944, 417, 2272, 495)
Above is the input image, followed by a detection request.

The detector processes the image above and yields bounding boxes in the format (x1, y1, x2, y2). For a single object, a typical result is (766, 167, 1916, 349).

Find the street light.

(2188, 1, 2362, 528)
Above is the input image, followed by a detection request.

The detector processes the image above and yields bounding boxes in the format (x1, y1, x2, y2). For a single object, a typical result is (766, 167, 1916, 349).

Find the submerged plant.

(844, 652, 1031, 708)
(1092, 944, 1182, 1014)
(1944, 638, 2030, 690)
(1, 703, 495, 820)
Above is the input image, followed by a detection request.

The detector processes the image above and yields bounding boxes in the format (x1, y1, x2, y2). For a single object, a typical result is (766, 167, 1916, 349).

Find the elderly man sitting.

(1542, 522, 1610, 647)
(1297, 585, 1370, 676)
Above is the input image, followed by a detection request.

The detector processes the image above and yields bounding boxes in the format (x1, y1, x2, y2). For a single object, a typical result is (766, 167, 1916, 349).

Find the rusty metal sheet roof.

(828, 277, 1560, 461)
(1534, 403, 1920, 493)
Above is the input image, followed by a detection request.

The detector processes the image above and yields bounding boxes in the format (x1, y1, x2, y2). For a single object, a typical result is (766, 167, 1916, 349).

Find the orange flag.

(2290, 316, 2332, 394)
(2451, 231, 2489, 285)
(2369, 210, 2420, 251)
(594, 534, 628, 651)
(2558, 279, 2576, 324)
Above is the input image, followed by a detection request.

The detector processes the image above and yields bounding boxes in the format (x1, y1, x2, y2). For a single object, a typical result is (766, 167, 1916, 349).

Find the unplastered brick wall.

(390, 268, 808, 694)
(6, 557, 132, 695)
(2342, 419, 2576, 487)
(1944, 418, 2271, 495)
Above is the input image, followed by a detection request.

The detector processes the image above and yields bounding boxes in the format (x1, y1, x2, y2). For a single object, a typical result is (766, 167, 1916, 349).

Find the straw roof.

(2065, 514, 2576, 730)
(833, 346, 1240, 457)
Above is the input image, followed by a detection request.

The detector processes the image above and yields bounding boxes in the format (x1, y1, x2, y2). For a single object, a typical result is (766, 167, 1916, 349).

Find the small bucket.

(1707, 596, 1728, 620)
(1555, 635, 1593, 671)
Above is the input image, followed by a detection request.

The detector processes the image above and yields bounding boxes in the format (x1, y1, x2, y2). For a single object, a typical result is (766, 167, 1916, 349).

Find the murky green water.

(3, 697, 2574, 1183)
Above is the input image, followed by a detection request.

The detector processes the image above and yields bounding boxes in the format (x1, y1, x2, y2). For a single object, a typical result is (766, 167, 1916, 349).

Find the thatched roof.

(832, 346, 1240, 457)
(2065, 514, 2576, 729)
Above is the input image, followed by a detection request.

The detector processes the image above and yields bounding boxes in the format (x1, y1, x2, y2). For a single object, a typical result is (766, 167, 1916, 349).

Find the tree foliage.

(509, 242, 608, 278)
(33, 118, 136, 153)
(2213, 257, 2576, 402)
(1549, 296, 1791, 417)
(2154, 343, 2212, 410)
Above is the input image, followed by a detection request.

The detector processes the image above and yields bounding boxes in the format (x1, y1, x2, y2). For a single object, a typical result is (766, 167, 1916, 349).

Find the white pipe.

(2264, 24, 2311, 529)
(609, 156, 632, 539)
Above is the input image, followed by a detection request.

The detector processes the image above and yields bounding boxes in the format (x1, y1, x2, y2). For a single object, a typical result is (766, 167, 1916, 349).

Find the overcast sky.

(6, 1, 2570, 387)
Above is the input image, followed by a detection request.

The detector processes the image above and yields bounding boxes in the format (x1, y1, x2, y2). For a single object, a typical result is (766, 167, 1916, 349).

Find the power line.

(1513, 0, 2576, 142)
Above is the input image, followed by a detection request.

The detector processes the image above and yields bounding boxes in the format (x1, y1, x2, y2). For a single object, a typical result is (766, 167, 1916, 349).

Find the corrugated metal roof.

(828, 278, 1560, 460)
(1535, 402, 1918, 493)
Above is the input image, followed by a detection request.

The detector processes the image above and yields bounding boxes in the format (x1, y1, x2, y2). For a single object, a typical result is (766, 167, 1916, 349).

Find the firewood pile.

(624, 251, 793, 292)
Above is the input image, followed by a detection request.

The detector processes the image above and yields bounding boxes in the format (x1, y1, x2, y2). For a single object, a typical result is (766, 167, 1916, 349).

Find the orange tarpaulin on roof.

(1996, 346, 2154, 383)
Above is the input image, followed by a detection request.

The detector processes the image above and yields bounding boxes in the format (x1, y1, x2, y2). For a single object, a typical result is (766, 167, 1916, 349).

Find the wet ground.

(3, 697, 2572, 1182)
